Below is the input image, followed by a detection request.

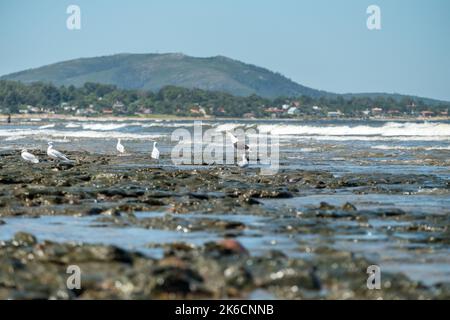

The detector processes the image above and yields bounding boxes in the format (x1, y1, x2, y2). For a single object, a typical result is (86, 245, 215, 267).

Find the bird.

(21, 149, 39, 164)
(237, 153, 249, 168)
(151, 141, 160, 160)
(116, 138, 125, 154)
(227, 131, 250, 151)
(47, 142, 71, 162)
(227, 131, 251, 164)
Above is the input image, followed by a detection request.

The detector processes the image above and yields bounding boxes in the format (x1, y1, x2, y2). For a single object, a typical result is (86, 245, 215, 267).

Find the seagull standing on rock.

(47, 142, 71, 162)
(116, 138, 125, 154)
(21, 149, 39, 164)
(151, 141, 160, 160)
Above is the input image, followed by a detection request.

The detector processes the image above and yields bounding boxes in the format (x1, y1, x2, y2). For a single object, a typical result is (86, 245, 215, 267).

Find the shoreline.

(1, 113, 449, 122)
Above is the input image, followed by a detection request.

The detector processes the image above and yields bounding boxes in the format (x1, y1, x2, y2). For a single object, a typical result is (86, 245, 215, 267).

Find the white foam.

(65, 123, 81, 128)
(81, 123, 129, 131)
(0, 128, 163, 140)
(372, 145, 450, 151)
(38, 124, 55, 129)
(215, 123, 241, 132)
(257, 122, 450, 139)
(2, 121, 449, 145)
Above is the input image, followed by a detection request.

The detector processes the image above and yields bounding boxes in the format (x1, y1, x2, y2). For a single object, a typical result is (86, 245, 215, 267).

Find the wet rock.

(13, 232, 37, 246)
(150, 265, 206, 296)
(224, 265, 253, 289)
(342, 202, 357, 211)
(379, 208, 406, 217)
(87, 207, 104, 216)
(204, 239, 249, 257)
(319, 202, 336, 210)
(101, 208, 121, 217)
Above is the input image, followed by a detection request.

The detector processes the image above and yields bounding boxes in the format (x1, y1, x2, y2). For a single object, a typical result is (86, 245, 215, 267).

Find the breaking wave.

(257, 122, 450, 141)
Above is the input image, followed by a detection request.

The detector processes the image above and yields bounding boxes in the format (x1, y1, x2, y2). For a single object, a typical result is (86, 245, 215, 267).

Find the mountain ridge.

(0, 53, 446, 104)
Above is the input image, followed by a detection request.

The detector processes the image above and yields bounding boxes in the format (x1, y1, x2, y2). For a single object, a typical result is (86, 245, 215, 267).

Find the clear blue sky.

(1, 0, 449, 100)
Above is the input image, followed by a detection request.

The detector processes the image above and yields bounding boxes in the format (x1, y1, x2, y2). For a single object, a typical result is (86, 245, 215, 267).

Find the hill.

(0, 53, 331, 99)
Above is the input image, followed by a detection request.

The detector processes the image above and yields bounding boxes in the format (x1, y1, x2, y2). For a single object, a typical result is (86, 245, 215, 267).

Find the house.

(243, 112, 255, 119)
(421, 111, 434, 117)
(287, 107, 299, 115)
(327, 111, 342, 117)
(26, 105, 41, 113)
(102, 108, 113, 114)
(137, 107, 153, 115)
(371, 107, 383, 114)
(265, 107, 284, 114)
(112, 101, 126, 113)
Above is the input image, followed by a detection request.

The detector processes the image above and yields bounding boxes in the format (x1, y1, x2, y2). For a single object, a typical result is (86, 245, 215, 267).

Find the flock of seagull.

(20, 138, 160, 165)
(116, 138, 160, 160)
(20, 132, 249, 167)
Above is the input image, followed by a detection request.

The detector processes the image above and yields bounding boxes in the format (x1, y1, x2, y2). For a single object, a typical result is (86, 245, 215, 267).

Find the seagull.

(21, 149, 39, 164)
(227, 131, 250, 151)
(151, 141, 160, 160)
(237, 153, 249, 168)
(116, 138, 125, 154)
(227, 131, 251, 164)
(47, 142, 71, 162)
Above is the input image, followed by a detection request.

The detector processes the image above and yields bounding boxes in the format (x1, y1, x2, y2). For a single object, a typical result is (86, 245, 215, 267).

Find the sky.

(0, 0, 449, 100)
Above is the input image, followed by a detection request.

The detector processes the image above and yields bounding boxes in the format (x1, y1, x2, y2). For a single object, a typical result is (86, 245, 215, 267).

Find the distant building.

(327, 111, 342, 117)
(287, 107, 299, 115)
(421, 111, 434, 117)
(371, 107, 383, 114)
(112, 101, 126, 113)
(137, 107, 153, 115)
(387, 110, 401, 116)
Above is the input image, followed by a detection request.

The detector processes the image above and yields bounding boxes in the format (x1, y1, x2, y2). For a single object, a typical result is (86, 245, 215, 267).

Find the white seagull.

(237, 153, 249, 168)
(47, 142, 71, 162)
(116, 138, 125, 154)
(227, 131, 250, 151)
(21, 149, 39, 164)
(151, 141, 160, 160)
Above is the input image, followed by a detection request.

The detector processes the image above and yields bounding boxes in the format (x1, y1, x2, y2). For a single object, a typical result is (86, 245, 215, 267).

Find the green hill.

(0, 53, 330, 99)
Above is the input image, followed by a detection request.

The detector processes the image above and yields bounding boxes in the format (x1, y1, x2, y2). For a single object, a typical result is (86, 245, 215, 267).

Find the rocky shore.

(0, 149, 449, 299)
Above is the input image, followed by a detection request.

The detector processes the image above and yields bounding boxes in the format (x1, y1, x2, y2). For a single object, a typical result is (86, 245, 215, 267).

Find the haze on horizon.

(0, 0, 449, 101)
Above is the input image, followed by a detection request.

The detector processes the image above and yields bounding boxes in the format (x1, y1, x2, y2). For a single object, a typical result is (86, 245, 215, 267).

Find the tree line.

(0, 80, 448, 117)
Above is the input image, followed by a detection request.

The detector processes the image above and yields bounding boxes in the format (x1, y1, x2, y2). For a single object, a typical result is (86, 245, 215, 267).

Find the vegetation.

(0, 80, 448, 118)
(0, 53, 323, 99)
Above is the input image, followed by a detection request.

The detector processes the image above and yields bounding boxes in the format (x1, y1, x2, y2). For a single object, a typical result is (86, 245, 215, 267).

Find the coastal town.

(4, 98, 448, 120)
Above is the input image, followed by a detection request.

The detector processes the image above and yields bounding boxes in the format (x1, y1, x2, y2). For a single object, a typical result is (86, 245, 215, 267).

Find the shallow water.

(1, 118, 449, 286)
